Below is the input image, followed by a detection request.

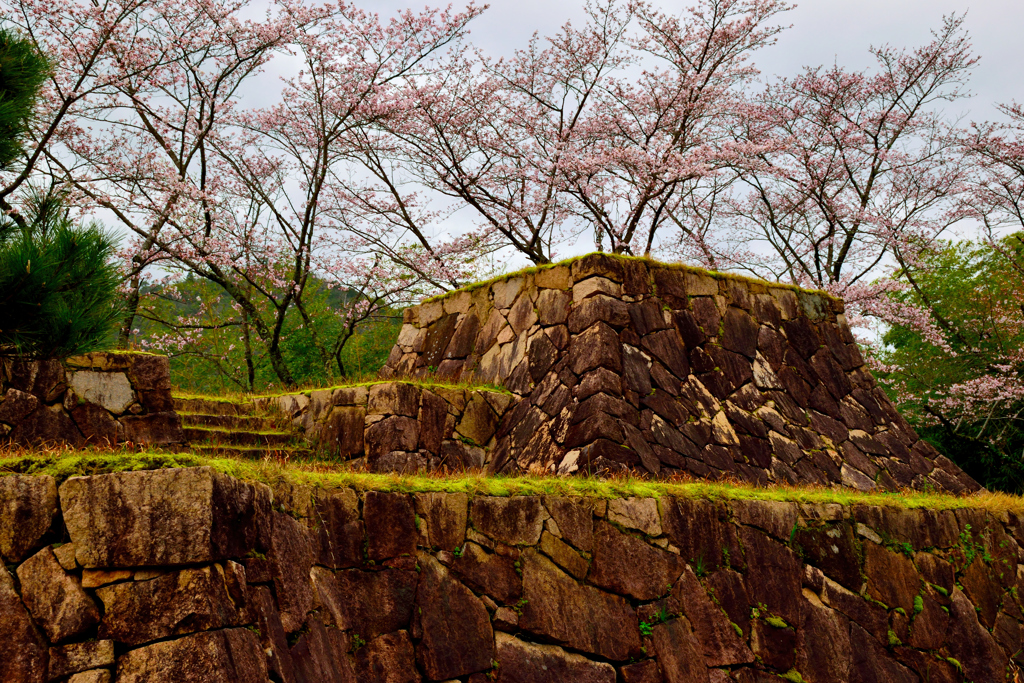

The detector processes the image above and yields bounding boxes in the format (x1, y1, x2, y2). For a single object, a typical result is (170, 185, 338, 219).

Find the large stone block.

(48, 640, 115, 680)
(364, 492, 417, 561)
(0, 564, 47, 683)
(470, 496, 547, 546)
(416, 554, 494, 679)
(316, 568, 418, 639)
(494, 633, 615, 683)
(587, 522, 684, 601)
(116, 628, 268, 683)
(0, 474, 57, 563)
(60, 467, 270, 568)
(519, 551, 641, 661)
(120, 411, 185, 444)
(96, 564, 247, 645)
(17, 547, 99, 643)
(68, 371, 134, 414)
(353, 631, 421, 683)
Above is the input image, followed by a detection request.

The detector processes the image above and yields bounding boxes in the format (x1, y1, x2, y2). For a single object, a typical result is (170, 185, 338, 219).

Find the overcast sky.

(430, 0, 1024, 122)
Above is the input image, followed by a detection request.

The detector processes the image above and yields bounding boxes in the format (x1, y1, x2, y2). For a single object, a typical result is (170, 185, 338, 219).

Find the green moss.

(779, 670, 806, 683)
(3, 451, 1024, 518)
(420, 252, 838, 305)
(765, 616, 789, 629)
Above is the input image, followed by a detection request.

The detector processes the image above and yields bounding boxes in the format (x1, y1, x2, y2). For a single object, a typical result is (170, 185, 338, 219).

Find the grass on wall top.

(421, 252, 839, 306)
(1, 448, 1018, 515)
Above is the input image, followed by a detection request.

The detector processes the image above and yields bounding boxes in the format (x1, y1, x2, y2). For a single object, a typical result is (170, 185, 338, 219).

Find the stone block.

(607, 497, 662, 536)
(494, 633, 615, 683)
(519, 551, 641, 661)
(0, 387, 40, 424)
(353, 631, 420, 683)
(319, 406, 365, 458)
(415, 492, 468, 551)
(120, 411, 184, 444)
(18, 546, 99, 643)
(313, 488, 365, 568)
(364, 492, 418, 560)
(48, 640, 115, 680)
(0, 565, 47, 683)
(588, 522, 684, 601)
(470, 496, 547, 546)
(0, 474, 57, 563)
(450, 542, 523, 604)
(568, 322, 622, 375)
(416, 554, 494, 679)
(650, 617, 707, 683)
(116, 628, 268, 683)
(60, 467, 270, 568)
(316, 567, 418, 639)
(96, 564, 246, 645)
(367, 382, 420, 417)
(68, 371, 134, 414)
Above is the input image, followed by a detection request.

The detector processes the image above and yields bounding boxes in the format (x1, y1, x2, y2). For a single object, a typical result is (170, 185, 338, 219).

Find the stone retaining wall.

(0, 353, 184, 447)
(1, 465, 1022, 682)
(257, 382, 515, 471)
(378, 254, 978, 492)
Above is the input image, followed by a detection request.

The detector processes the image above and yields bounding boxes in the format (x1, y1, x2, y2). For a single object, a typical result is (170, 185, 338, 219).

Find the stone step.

(172, 397, 258, 416)
(182, 426, 295, 447)
(186, 444, 314, 459)
(178, 413, 279, 432)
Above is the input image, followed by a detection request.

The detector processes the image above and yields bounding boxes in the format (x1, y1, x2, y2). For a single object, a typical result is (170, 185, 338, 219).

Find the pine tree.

(0, 29, 122, 358)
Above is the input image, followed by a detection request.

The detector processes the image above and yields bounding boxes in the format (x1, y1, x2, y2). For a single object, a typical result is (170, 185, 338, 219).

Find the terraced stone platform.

(370, 253, 979, 492)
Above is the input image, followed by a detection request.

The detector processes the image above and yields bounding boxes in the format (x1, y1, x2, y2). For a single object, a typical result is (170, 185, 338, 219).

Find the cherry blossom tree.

(721, 14, 976, 312)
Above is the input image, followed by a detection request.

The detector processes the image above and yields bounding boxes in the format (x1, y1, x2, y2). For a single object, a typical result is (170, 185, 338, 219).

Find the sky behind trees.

(418, 0, 1023, 121)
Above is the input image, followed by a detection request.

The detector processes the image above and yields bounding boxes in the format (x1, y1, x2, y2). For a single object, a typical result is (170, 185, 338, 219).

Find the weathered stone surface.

(353, 631, 421, 683)
(120, 411, 184, 444)
(0, 387, 40, 424)
(849, 622, 918, 683)
(68, 371, 134, 414)
(18, 546, 99, 643)
(456, 395, 498, 446)
(48, 640, 115, 680)
(96, 564, 246, 645)
(620, 660, 664, 683)
(470, 496, 546, 546)
(267, 511, 316, 633)
(908, 591, 948, 650)
(947, 587, 1006, 683)
(67, 671, 112, 683)
(540, 530, 589, 579)
(248, 585, 295, 683)
(750, 618, 796, 672)
(0, 564, 47, 683)
(450, 542, 523, 604)
(11, 405, 84, 446)
(61, 467, 267, 568)
(739, 527, 801, 624)
(320, 406, 365, 457)
(0, 474, 57, 563)
(588, 522, 684, 600)
(569, 322, 622, 375)
(863, 541, 920, 613)
(116, 628, 268, 683)
(796, 599, 851, 682)
(519, 551, 641, 661)
(651, 618, 709, 683)
(729, 499, 797, 542)
(494, 633, 615, 683)
(289, 618, 356, 683)
(364, 491, 418, 560)
(672, 568, 753, 666)
(70, 402, 121, 445)
(607, 497, 662, 536)
(415, 492, 468, 551)
(313, 488, 365, 569)
(365, 416, 419, 461)
(416, 555, 494, 680)
(660, 498, 742, 572)
(317, 568, 418, 639)
(791, 523, 861, 591)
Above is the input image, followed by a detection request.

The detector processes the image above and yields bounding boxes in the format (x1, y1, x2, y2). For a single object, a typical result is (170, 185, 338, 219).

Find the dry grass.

(1, 444, 1020, 514)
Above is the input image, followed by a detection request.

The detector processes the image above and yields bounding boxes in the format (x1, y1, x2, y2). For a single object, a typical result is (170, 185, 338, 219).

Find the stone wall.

(1, 466, 1022, 682)
(257, 382, 515, 472)
(378, 254, 979, 492)
(0, 352, 184, 447)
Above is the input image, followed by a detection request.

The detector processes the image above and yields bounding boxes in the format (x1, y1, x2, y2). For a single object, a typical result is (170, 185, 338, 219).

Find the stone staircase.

(173, 396, 311, 459)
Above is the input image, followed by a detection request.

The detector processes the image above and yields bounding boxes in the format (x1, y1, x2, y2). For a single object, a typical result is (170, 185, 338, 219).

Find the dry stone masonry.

(0, 466, 1021, 682)
(368, 253, 979, 492)
(0, 353, 184, 447)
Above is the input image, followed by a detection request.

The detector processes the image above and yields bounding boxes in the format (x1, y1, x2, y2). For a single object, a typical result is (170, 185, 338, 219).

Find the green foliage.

(135, 274, 401, 392)
(878, 237, 1024, 492)
(0, 193, 122, 358)
(0, 28, 49, 169)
